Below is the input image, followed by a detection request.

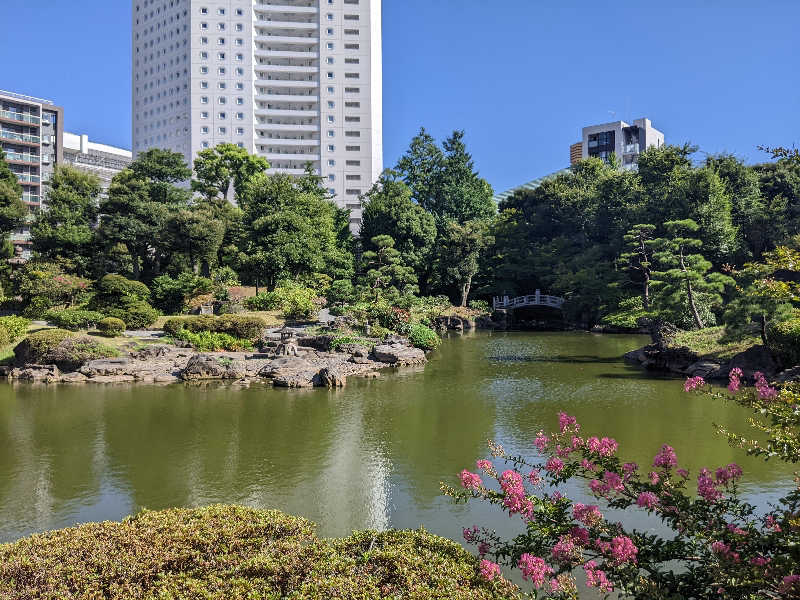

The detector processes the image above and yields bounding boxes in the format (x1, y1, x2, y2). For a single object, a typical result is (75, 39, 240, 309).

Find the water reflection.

(0, 332, 794, 545)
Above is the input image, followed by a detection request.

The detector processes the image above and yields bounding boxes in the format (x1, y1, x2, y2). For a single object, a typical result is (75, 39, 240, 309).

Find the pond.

(0, 331, 793, 545)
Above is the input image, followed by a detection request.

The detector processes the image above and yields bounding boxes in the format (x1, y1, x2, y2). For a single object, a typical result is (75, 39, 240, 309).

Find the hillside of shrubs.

(0, 505, 519, 600)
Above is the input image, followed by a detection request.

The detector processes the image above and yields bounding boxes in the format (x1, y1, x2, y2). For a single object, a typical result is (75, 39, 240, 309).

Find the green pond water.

(0, 331, 793, 546)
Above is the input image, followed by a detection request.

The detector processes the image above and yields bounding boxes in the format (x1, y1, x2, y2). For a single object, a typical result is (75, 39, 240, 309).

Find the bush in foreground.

(0, 505, 519, 599)
(409, 323, 441, 351)
(45, 309, 105, 331)
(766, 315, 800, 368)
(14, 329, 119, 371)
(0, 316, 30, 342)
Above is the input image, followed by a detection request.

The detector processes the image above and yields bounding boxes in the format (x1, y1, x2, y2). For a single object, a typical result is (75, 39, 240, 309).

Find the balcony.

(264, 152, 320, 161)
(255, 79, 318, 88)
(0, 130, 40, 144)
(255, 64, 318, 74)
(256, 123, 318, 132)
(0, 110, 40, 125)
(21, 194, 40, 204)
(256, 20, 317, 30)
(265, 167, 312, 175)
(624, 143, 640, 154)
(256, 92, 319, 102)
(254, 3, 318, 14)
(254, 49, 319, 59)
(255, 34, 318, 44)
(262, 138, 319, 146)
(17, 173, 41, 184)
(256, 107, 319, 118)
(3, 151, 39, 164)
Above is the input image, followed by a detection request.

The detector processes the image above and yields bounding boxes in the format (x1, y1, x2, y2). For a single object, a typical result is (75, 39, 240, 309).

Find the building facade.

(63, 132, 133, 191)
(569, 141, 582, 165)
(0, 90, 64, 257)
(580, 118, 664, 171)
(132, 0, 383, 226)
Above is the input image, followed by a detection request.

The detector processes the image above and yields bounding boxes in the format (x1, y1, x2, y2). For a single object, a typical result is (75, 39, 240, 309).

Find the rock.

(154, 374, 180, 384)
(180, 354, 246, 381)
(776, 366, 800, 384)
(685, 361, 722, 378)
(372, 343, 426, 366)
(80, 358, 131, 377)
(90, 375, 136, 383)
(258, 356, 318, 386)
(728, 345, 778, 379)
(475, 315, 498, 329)
(129, 345, 172, 360)
(349, 355, 372, 365)
(275, 343, 300, 357)
(11, 365, 59, 382)
(338, 343, 372, 356)
(0, 365, 11, 378)
(317, 367, 346, 388)
(297, 335, 335, 351)
(60, 372, 88, 383)
(624, 348, 648, 364)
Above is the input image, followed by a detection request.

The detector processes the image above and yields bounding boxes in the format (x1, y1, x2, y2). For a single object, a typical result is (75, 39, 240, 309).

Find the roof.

(492, 168, 570, 204)
(63, 132, 132, 158)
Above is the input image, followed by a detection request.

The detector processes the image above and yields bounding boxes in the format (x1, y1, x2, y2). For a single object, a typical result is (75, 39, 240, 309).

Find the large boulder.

(371, 343, 426, 366)
(10, 365, 59, 383)
(80, 358, 131, 377)
(258, 356, 318, 387)
(180, 354, 246, 381)
(317, 366, 347, 388)
(728, 345, 778, 380)
(129, 345, 172, 360)
(685, 361, 723, 378)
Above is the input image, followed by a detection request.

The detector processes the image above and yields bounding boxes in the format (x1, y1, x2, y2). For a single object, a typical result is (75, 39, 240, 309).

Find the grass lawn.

(671, 326, 761, 362)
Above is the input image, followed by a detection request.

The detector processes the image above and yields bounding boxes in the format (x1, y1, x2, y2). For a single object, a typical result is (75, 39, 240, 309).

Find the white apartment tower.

(132, 0, 383, 225)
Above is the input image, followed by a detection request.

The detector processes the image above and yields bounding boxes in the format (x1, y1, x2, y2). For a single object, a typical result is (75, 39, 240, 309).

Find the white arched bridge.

(493, 290, 565, 311)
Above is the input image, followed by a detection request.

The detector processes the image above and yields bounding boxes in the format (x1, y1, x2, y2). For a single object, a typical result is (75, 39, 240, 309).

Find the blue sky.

(1, 0, 798, 194)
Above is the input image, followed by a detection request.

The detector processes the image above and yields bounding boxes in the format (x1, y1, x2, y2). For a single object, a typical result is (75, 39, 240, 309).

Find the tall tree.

(162, 208, 225, 276)
(651, 220, 733, 329)
(432, 220, 491, 307)
(358, 234, 418, 302)
(31, 166, 101, 276)
(192, 143, 269, 205)
(0, 150, 27, 238)
(360, 170, 436, 278)
(620, 224, 657, 310)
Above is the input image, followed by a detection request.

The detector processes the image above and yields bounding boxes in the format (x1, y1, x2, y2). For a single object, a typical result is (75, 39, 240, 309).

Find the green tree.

(31, 166, 100, 276)
(358, 234, 418, 302)
(619, 224, 657, 310)
(651, 219, 733, 329)
(163, 208, 225, 276)
(192, 143, 269, 204)
(0, 150, 27, 238)
(431, 220, 491, 307)
(360, 170, 436, 278)
(129, 148, 192, 203)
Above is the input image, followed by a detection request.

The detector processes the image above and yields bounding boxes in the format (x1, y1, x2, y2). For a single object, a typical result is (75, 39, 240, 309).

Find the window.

(236, 67, 244, 75)
(200, 81, 209, 88)
(326, 42, 334, 50)
(218, 96, 227, 104)
(345, 87, 360, 93)
(236, 24, 243, 32)
(218, 23, 225, 30)
(345, 101, 360, 107)
(218, 37, 225, 45)
(346, 160, 360, 166)
(217, 8, 225, 15)
(326, 57, 334, 64)
(236, 97, 244, 105)
(218, 127, 227, 134)
(344, 14, 359, 20)
(327, 72, 334, 79)
(200, 66, 209, 74)
(236, 82, 244, 90)
(202, 140, 209, 148)
(346, 145, 360, 151)
(329, 188, 336, 195)
(344, 29, 359, 35)
(346, 174, 361, 180)
(218, 82, 226, 89)
(200, 51, 208, 59)
(327, 130, 335, 137)
(200, 22, 208, 29)
(200, 7, 208, 14)
(201, 111, 209, 118)
(201, 126, 209, 134)
(345, 131, 360, 137)
(327, 13, 334, 20)
(236, 112, 244, 120)
(346, 189, 361, 195)
(326, 28, 334, 35)
(345, 58, 359, 64)
(236, 8, 243, 16)
(328, 174, 335, 181)
(345, 116, 360, 122)
(327, 144, 335, 151)
(327, 101, 335, 108)
(201, 36, 208, 44)
(236, 127, 244, 135)
(217, 52, 225, 59)
(218, 112, 226, 119)
(327, 86, 334, 93)
(235, 53, 243, 60)
(328, 159, 336, 166)
(218, 67, 226, 75)
(345, 72, 360, 79)
(200, 96, 209, 103)
(344, 43, 359, 49)
(327, 115, 335, 123)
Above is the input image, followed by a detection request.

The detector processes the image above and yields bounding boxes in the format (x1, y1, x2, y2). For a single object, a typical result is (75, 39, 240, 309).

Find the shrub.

(93, 274, 150, 304)
(0, 316, 30, 341)
(103, 301, 160, 330)
(600, 296, 650, 329)
(767, 316, 800, 367)
(174, 329, 253, 352)
(244, 291, 280, 311)
(468, 299, 491, 313)
(150, 273, 213, 315)
(22, 296, 55, 319)
(45, 309, 106, 331)
(329, 335, 371, 351)
(216, 315, 266, 340)
(408, 323, 441, 351)
(274, 284, 318, 320)
(163, 315, 216, 337)
(211, 266, 240, 287)
(0, 324, 10, 348)
(0, 505, 516, 600)
(14, 330, 118, 371)
(97, 317, 126, 337)
(12, 262, 91, 314)
(14, 328, 73, 365)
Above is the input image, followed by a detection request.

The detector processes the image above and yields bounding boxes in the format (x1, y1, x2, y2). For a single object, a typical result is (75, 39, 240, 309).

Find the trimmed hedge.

(767, 317, 800, 368)
(408, 323, 441, 351)
(0, 505, 519, 600)
(14, 329, 119, 371)
(103, 301, 159, 330)
(97, 317, 126, 337)
(45, 309, 105, 331)
(0, 324, 9, 348)
(0, 316, 30, 341)
(163, 314, 266, 340)
(174, 329, 254, 352)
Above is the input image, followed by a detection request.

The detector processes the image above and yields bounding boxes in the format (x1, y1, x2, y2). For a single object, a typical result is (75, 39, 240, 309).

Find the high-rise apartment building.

(0, 90, 64, 257)
(580, 118, 664, 171)
(132, 0, 383, 226)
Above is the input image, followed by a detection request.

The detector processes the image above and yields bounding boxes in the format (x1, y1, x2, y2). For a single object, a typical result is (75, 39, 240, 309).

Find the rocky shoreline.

(3, 330, 428, 388)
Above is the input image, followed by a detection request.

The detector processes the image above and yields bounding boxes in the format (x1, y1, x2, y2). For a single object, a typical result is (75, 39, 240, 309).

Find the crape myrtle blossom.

(444, 394, 799, 597)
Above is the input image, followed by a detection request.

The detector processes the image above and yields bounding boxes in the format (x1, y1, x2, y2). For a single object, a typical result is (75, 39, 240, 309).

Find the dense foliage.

(0, 505, 519, 599)
(13, 329, 118, 371)
(445, 373, 800, 598)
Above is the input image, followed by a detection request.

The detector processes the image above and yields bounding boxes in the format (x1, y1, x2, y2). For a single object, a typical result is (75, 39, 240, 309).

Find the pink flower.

(476, 459, 492, 472)
(711, 541, 740, 563)
(637, 491, 659, 509)
(478, 541, 490, 556)
(569, 526, 591, 546)
(697, 469, 722, 502)
(460, 470, 482, 490)
(622, 462, 638, 475)
(586, 436, 619, 457)
(589, 479, 610, 497)
(677, 468, 689, 479)
(583, 561, 613, 592)
(728, 367, 743, 392)
(545, 456, 565, 475)
(528, 469, 542, 486)
(534, 432, 550, 452)
(558, 412, 579, 432)
(548, 578, 560, 593)
(609, 535, 638, 564)
(581, 459, 597, 471)
(780, 575, 800, 594)
(573, 503, 603, 526)
(750, 556, 770, 567)
(603, 471, 624, 492)
(684, 376, 705, 391)
(518, 554, 553, 588)
(754, 372, 778, 400)
(653, 444, 678, 468)
(649, 471, 660, 485)
(462, 526, 478, 543)
(551, 534, 578, 563)
(479, 559, 501, 581)
(766, 515, 782, 532)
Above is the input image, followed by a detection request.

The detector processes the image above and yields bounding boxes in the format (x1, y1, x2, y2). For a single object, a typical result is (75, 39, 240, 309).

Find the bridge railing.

(492, 290, 565, 310)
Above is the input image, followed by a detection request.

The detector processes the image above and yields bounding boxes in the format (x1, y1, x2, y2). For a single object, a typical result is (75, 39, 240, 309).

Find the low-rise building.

(63, 132, 132, 192)
(580, 117, 664, 170)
